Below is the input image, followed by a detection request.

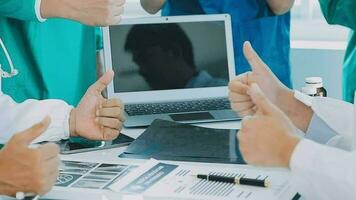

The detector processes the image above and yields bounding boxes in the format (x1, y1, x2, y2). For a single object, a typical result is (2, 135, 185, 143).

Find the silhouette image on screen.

(124, 24, 227, 90)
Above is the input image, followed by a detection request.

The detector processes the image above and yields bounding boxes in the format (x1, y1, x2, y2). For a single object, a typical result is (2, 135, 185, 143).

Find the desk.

(40, 121, 299, 200)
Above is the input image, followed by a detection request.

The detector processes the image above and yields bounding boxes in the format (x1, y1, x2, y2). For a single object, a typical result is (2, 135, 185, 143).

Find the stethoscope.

(0, 37, 19, 78)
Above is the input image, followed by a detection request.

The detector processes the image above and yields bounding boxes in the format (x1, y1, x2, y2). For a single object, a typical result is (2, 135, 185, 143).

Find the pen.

(16, 192, 40, 200)
(194, 174, 269, 188)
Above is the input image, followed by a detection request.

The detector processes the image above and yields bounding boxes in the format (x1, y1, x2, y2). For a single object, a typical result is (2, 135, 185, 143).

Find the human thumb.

(89, 70, 114, 95)
(243, 41, 271, 75)
(248, 83, 276, 115)
(17, 116, 51, 145)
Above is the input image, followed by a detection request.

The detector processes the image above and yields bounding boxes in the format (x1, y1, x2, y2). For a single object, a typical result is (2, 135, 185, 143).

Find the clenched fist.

(41, 0, 126, 26)
(0, 117, 60, 196)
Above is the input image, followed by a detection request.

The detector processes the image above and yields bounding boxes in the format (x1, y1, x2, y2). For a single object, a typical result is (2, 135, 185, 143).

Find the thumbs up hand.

(238, 83, 300, 168)
(0, 117, 60, 196)
(70, 70, 125, 141)
(228, 41, 291, 117)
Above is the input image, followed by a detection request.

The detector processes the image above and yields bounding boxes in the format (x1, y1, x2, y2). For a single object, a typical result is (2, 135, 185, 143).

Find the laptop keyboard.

(125, 98, 231, 116)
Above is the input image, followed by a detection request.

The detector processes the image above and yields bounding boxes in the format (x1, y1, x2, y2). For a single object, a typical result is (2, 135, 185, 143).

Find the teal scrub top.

(319, 0, 356, 103)
(0, 0, 99, 106)
(162, 0, 292, 88)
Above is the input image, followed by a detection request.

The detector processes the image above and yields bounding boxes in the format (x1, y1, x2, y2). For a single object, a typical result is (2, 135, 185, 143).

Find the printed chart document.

(55, 160, 138, 190)
(110, 159, 297, 200)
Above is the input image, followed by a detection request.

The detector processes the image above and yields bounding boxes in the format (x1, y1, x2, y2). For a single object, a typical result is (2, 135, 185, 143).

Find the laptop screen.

(109, 20, 230, 93)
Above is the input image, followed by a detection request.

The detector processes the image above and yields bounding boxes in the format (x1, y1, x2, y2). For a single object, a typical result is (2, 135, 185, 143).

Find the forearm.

(40, 0, 72, 20)
(266, 0, 295, 15)
(0, 95, 72, 143)
(140, 0, 165, 14)
(277, 89, 313, 132)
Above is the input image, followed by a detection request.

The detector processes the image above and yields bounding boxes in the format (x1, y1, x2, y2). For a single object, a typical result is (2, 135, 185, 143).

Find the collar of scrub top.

(0, 37, 19, 78)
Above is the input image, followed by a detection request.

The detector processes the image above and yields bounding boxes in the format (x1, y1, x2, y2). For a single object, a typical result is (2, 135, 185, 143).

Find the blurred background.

(122, 0, 349, 99)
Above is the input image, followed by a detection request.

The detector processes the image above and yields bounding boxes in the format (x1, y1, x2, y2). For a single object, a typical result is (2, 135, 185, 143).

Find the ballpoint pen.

(16, 192, 40, 200)
(193, 174, 269, 188)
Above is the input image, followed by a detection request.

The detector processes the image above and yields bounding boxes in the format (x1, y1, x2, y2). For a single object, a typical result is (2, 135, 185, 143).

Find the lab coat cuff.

(62, 106, 72, 140)
(35, 0, 46, 22)
(294, 90, 313, 107)
(32, 104, 73, 143)
(290, 139, 319, 173)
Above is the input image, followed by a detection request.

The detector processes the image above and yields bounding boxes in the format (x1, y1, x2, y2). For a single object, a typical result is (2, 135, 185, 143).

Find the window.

(291, 0, 349, 49)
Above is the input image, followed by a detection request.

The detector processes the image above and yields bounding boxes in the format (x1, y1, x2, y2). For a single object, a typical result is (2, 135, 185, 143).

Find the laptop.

(103, 14, 241, 127)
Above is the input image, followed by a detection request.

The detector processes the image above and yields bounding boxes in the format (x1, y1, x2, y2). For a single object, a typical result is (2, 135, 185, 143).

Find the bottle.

(301, 86, 317, 97)
(305, 77, 327, 97)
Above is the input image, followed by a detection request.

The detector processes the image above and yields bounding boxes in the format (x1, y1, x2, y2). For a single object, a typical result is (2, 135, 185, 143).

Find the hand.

(238, 84, 300, 168)
(228, 41, 313, 132)
(0, 117, 60, 196)
(70, 70, 125, 141)
(41, 0, 126, 26)
(228, 41, 290, 117)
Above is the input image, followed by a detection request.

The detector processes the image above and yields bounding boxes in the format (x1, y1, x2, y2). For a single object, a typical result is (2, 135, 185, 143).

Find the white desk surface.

(4, 121, 300, 200)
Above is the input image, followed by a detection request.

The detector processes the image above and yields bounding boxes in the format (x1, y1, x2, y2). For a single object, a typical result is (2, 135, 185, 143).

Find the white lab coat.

(290, 92, 356, 200)
(0, 78, 72, 144)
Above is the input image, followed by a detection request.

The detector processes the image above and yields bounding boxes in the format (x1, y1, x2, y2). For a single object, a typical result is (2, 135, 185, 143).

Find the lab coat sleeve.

(305, 114, 337, 144)
(290, 139, 356, 200)
(295, 91, 354, 150)
(319, 0, 356, 30)
(0, 94, 72, 144)
(0, 0, 43, 21)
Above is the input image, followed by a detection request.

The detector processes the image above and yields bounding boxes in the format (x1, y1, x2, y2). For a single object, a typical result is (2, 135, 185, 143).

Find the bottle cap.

(305, 77, 323, 84)
(302, 87, 317, 96)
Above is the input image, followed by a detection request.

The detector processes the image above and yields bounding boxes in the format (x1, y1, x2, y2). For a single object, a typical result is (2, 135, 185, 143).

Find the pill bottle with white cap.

(305, 77, 327, 97)
(301, 86, 317, 97)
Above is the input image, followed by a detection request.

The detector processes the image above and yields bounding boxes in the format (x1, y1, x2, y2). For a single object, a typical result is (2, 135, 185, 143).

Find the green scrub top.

(0, 0, 100, 106)
(319, 0, 356, 103)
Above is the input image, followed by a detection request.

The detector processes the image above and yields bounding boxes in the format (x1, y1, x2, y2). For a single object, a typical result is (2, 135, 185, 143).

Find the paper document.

(55, 160, 137, 190)
(110, 159, 297, 200)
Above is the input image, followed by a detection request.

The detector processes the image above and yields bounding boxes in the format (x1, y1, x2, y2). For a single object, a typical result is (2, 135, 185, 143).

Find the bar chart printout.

(109, 159, 297, 200)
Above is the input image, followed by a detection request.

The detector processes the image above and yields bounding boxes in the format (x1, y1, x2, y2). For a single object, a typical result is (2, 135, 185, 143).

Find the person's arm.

(0, 71, 125, 144)
(319, 0, 356, 30)
(266, 0, 295, 15)
(0, 0, 125, 26)
(0, 0, 42, 21)
(140, 0, 165, 14)
(293, 91, 354, 150)
(290, 139, 356, 200)
(0, 94, 72, 144)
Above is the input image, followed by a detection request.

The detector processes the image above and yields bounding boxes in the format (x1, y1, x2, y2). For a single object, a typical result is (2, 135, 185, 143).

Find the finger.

(101, 98, 123, 108)
(232, 72, 252, 85)
(96, 117, 122, 130)
(102, 127, 120, 141)
(97, 107, 125, 122)
(113, 5, 125, 15)
(38, 143, 60, 161)
(113, 0, 126, 6)
(88, 70, 114, 95)
(110, 15, 122, 25)
(228, 80, 250, 94)
(230, 101, 255, 112)
(17, 116, 51, 145)
(249, 83, 277, 115)
(43, 157, 60, 176)
(243, 41, 270, 74)
(238, 109, 256, 117)
(229, 92, 251, 103)
(38, 170, 59, 195)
